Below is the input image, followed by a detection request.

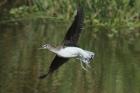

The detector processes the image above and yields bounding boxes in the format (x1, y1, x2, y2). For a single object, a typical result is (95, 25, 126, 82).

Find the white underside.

(57, 47, 80, 57)
(56, 47, 95, 71)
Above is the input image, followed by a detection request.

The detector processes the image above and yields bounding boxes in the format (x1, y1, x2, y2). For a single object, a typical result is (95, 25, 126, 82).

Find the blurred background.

(0, 0, 140, 93)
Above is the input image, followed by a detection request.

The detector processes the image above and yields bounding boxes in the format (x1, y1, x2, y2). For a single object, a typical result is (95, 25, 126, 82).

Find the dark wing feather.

(63, 7, 84, 46)
(39, 7, 84, 79)
(39, 56, 68, 79)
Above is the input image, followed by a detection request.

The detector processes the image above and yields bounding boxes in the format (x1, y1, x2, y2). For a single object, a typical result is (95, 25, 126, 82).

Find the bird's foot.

(86, 63, 91, 68)
(80, 61, 89, 71)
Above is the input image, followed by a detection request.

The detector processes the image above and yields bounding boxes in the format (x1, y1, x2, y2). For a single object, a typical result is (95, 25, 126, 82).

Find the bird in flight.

(39, 7, 95, 79)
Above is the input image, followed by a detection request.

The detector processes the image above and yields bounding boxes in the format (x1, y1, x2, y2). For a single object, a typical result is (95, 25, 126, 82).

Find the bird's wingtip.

(77, 6, 83, 12)
(39, 72, 50, 79)
(39, 74, 47, 79)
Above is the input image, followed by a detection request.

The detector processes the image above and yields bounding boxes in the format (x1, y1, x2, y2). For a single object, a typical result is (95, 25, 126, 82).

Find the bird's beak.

(38, 47, 47, 50)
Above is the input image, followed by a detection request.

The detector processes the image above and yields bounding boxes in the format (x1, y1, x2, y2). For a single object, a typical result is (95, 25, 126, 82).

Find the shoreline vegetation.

(0, 0, 140, 38)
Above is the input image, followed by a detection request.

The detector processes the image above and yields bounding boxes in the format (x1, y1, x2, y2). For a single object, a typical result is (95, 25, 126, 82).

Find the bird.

(39, 7, 95, 79)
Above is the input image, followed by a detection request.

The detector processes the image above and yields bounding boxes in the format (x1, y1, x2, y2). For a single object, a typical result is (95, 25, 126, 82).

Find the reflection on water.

(0, 20, 140, 93)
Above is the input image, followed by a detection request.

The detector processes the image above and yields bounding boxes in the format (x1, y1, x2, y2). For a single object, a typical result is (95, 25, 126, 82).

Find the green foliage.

(4, 0, 140, 38)
(9, 5, 39, 17)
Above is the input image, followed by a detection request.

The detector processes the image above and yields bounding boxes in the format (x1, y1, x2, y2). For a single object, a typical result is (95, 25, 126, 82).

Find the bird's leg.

(85, 59, 91, 68)
(85, 63, 91, 68)
(82, 58, 91, 69)
(78, 55, 89, 71)
(80, 60, 88, 71)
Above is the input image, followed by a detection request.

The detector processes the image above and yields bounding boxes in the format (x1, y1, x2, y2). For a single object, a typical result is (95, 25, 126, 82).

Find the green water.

(0, 20, 140, 93)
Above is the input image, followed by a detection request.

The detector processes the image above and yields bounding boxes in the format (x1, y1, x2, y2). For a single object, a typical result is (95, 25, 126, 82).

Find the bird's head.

(39, 44, 52, 49)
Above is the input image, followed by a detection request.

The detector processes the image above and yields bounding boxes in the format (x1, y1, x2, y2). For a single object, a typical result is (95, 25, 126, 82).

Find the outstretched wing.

(63, 7, 84, 46)
(39, 56, 68, 79)
(39, 7, 84, 79)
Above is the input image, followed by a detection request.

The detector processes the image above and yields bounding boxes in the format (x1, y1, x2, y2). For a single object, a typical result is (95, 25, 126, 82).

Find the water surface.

(0, 20, 140, 93)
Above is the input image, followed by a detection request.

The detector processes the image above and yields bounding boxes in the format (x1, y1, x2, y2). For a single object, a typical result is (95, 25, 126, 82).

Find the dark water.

(0, 20, 140, 93)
